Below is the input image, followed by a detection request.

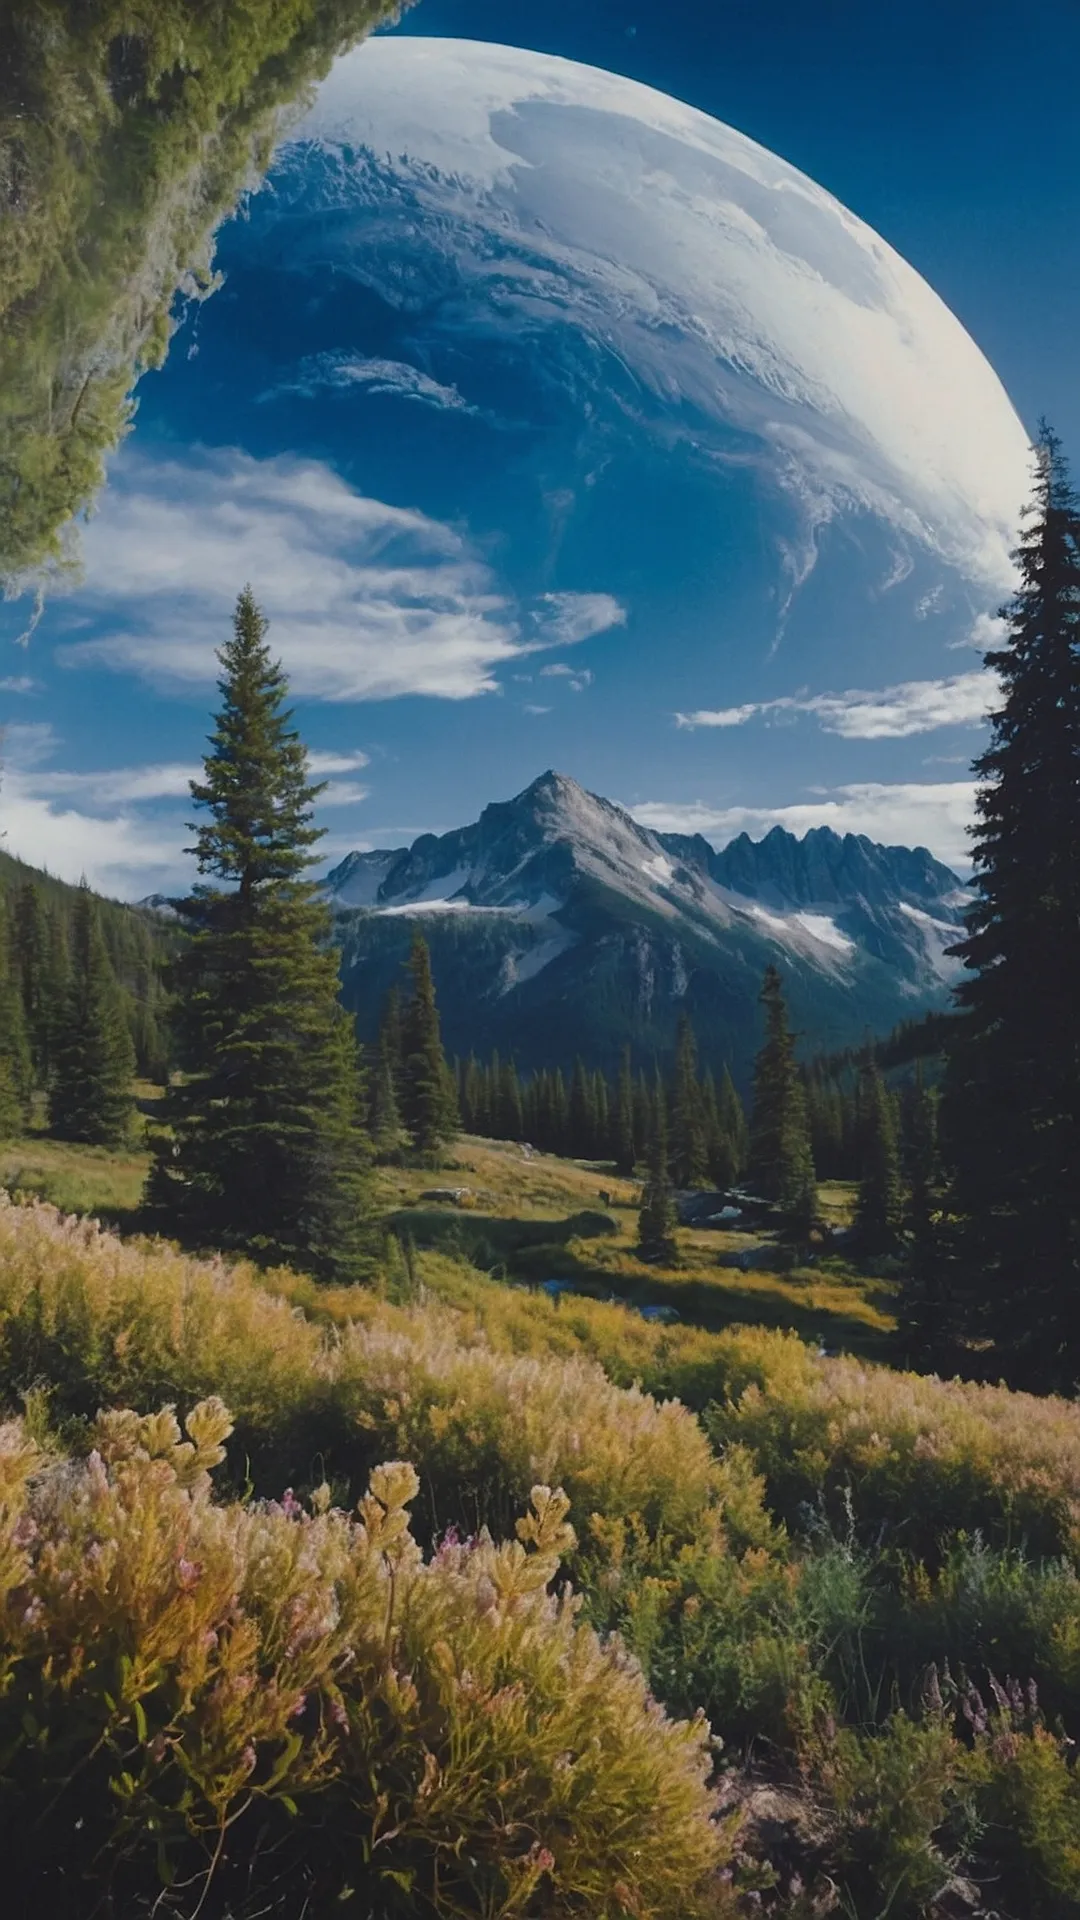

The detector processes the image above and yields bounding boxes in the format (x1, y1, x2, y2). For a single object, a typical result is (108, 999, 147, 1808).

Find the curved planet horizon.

(1, 36, 1036, 887)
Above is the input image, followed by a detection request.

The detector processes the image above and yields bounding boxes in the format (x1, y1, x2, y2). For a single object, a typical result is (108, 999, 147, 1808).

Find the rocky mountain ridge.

(326, 772, 969, 1075)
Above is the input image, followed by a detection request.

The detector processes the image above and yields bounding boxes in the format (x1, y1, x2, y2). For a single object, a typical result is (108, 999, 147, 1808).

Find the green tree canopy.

(147, 588, 370, 1279)
(749, 964, 817, 1233)
(941, 426, 1080, 1388)
(49, 883, 134, 1147)
(669, 1013, 709, 1189)
(638, 1087, 679, 1264)
(854, 1062, 903, 1254)
(400, 932, 458, 1158)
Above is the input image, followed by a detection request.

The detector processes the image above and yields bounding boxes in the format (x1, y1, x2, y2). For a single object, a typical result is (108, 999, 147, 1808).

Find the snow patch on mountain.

(325, 770, 969, 1000)
(794, 912, 857, 954)
(898, 901, 967, 982)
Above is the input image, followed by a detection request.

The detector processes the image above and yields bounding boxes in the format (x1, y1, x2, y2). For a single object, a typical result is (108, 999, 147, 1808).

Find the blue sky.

(2, 0, 1078, 896)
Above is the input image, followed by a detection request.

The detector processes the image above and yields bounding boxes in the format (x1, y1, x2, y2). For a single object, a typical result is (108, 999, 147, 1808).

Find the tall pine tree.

(569, 1057, 595, 1160)
(0, 892, 31, 1137)
(49, 884, 134, 1146)
(670, 1012, 709, 1189)
(854, 1062, 903, 1254)
(11, 880, 50, 1085)
(147, 589, 371, 1280)
(896, 1065, 945, 1366)
(718, 1065, 749, 1180)
(748, 964, 817, 1233)
(400, 930, 458, 1157)
(369, 992, 404, 1161)
(638, 1094, 679, 1264)
(941, 427, 1080, 1388)
(614, 1045, 636, 1174)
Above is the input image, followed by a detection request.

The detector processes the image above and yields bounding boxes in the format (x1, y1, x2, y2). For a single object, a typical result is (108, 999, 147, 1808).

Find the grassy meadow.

(1, 1126, 1079, 1915)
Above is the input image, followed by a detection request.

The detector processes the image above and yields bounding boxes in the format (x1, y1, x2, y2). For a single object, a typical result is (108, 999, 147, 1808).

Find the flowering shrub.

(0, 1199, 723, 1546)
(4, 1198, 1080, 1913)
(0, 1399, 733, 1918)
(704, 1326, 1080, 1562)
(795, 1676, 1080, 1919)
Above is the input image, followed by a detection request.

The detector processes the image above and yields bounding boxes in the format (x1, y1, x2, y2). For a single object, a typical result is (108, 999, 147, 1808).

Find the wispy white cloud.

(675, 703, 759, 729)
(0, 768, 185, 896)
(0, 734, 375, 894)
(260, 352, 478, 415)
(59, 452, 624, 703)
(0, 676, 37, 695)
(630, 780, 977, 871)
(2, 722, 60, 767)
(676, 670, 991, 740)
(25, 763, 197, 804)
(318, 780, 370, 807)
(309, 750, 370, 775)
(539, 663, 594, 691)
(523, 703, 552, 716)
(526, 592, 626, 649)
(949, 610, 1008, 653)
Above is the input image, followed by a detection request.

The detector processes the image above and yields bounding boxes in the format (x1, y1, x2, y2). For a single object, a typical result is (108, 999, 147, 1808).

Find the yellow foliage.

(0, 1399, 732, 1915)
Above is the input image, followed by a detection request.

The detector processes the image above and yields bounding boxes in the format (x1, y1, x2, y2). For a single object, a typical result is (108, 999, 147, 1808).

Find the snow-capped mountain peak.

(327, 773, 971, 1074)
(325, 771, 967, 975)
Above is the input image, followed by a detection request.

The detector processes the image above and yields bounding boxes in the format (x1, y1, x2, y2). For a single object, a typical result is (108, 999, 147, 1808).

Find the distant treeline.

(0, 853, 170, 1138)
(448, 1028, 748, 1186)
(438, 1007, 950, 1189)
(805, 1008, 960, 1084)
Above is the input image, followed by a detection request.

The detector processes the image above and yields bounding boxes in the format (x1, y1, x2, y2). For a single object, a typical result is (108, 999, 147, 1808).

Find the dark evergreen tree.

(11, 880, 49, 1084)
(591, 1069, 610, 1160)
(854, 1062, 903, 1254)
(614, 1045, 636, 1175)
(551, 1068, 570, 1155)
(49, 883, 134, 1146)
(702, 1070, 736, 1190)
(378, 986, 404, 1095)
(633, 1071, 652, 1168)
(499, 1058, 525, 1141)
(460, 1054, 483, 1136)
(369, 1000, 404, 1160)
(749, 964, 817, 1232)
(896, 1065, 945, 1365)
(670, 1012, 709, 1189)
(941, 428, 1080, 1387)
(400, 930, 458, 1157)
(637, 1095, 679, 1264)
(718, 1065, 748, 1180)
(569, 1057, 595, 1160)
(0, 893, 31, 1136)
(146, 589, 371, 1279)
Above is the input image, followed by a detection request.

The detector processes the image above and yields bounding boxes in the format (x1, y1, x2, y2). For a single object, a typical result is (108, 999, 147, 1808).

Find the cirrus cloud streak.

(676, 670, 991, 740)
(59, 450, 626, 704)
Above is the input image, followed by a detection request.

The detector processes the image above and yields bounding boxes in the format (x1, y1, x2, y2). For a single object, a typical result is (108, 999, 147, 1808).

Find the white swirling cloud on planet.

(4, 35, 1034, 887)
(297, 36, 1030, 596)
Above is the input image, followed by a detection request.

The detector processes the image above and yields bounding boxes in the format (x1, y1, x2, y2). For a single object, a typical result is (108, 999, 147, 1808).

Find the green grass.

(379, 1138, 895, 1359)
(0, 1126, 895, 1357)
(0, 1134, 150, 1225)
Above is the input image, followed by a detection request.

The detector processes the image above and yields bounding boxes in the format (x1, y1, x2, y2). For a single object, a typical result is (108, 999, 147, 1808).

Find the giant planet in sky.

(22, 35, 1035, 887)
